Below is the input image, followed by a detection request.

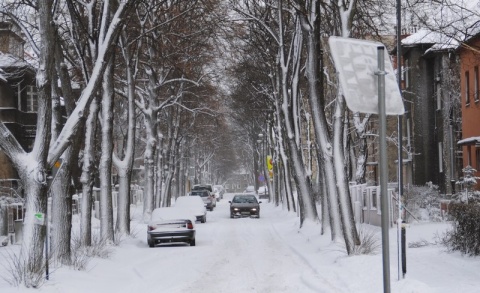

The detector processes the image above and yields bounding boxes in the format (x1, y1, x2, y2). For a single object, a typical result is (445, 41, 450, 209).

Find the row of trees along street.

(0, 0, 476, 288)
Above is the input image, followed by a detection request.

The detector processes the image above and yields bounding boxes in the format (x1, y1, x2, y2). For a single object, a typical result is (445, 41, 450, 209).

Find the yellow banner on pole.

(267, 155, 273, 172)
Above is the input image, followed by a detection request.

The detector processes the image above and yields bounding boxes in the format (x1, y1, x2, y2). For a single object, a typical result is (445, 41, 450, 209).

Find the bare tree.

(0, 0, 136, 285)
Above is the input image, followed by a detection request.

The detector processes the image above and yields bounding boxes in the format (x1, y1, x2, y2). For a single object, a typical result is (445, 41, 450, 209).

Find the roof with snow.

(401, 0, 480, 53)
(402, 29, 459, 52)
(0, 52, 32, 69)
(458, 136, 480, 146)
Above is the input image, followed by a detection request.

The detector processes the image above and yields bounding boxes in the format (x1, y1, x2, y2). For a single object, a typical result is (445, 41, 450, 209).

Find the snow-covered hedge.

(444, 201, 480, 256)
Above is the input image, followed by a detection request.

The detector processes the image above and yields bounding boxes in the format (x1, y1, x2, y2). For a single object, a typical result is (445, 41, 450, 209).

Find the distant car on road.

(213, 185, 225, 200)
(190, 189, 216, 211)
(244, 185, 255, 193)
(192, 184, 213, 192)
(257, 186, 269, 199)
(229, 194, 261, 218)
(147, 207, 196, 247)
(174, 196, 207, 223)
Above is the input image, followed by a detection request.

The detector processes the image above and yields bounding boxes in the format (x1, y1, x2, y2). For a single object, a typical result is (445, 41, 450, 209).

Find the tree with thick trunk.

(99, 57, 115, 243)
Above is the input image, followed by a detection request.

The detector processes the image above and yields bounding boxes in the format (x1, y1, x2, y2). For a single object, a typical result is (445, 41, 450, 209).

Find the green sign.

(34, 212, 45, 225)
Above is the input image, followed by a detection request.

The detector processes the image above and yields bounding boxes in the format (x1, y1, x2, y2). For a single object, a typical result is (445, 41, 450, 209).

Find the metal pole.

(396, 0, 405, 280)
(377, 46, 391, 293)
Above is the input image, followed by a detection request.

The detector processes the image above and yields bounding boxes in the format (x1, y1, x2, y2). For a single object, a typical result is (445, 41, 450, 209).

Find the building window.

(475, 66, 479, 103)
(436, 83, 442, 110)
(363, 189, 367, 208)
(14, 83, 22, 109)
(371, 188, 377, 209)
(25, 85, 38, 112)
(439, 142, 443, 173)
(476, 148, 480, 170)
(465, 71, 470, 105)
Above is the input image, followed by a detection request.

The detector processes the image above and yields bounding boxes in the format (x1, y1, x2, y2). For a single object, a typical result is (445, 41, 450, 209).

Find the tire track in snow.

(172, 200, 345, 293)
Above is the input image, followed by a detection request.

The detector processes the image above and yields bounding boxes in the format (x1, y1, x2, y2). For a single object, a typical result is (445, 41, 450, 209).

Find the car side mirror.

(259, 201, 262, 204)
(228, 201, 231, 203)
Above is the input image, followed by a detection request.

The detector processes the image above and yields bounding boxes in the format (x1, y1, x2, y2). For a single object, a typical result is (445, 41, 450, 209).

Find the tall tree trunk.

(80, 98, 100, 246)
(273, 92, 295, 212)
(50, 149, 75, 265)
(353, 112, 371, 184)
(277, 3, 317, 224)
(20, 175, 48, 288)
(333, 94, 360, 253)
(143, 116, 157, 221)
(114, 34, 136, 236)
(115, 172, 131, 235)
(155, 130, 164, 208)
(99, 58, 115, 243)
(299, 1, 342, 241)
(18, 0, 55, 285)
(49, 38, 84, 264)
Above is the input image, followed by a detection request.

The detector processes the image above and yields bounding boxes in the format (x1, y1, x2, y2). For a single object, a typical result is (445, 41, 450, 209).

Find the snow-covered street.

(67, 193, 331, 293)
(2, 193, 480, 293)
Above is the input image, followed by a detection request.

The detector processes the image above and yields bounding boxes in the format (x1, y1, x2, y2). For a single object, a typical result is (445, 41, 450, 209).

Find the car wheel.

(230, 213, 234, 218)
(190, 239, 196, 246)
(203, 215, 207, 223)
(148, 241, 154, 248)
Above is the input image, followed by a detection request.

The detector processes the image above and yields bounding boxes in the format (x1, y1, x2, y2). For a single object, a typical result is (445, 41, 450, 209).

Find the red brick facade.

(459, 36, 480, 185)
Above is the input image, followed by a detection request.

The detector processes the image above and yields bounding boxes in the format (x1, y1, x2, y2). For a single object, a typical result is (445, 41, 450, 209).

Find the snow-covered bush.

(0, 249, 47, 288)
(70, 233, 113, 271)
(443, 200, 480, 256)
(350, 225, 381, 255)
(454, 165, 480, 202)
(403, 183, 443, 222)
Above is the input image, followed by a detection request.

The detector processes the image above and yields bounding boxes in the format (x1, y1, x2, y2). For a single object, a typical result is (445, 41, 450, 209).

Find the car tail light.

(187, 221, 194, 229)
(148, 225, 156, 231)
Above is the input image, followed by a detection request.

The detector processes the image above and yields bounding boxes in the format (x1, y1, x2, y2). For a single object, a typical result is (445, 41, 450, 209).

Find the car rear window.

(233, 196, 257, 203)
(191, 191, 208, 197)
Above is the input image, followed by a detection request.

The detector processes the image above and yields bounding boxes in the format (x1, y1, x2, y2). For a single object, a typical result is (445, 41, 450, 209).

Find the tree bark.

(80, 98, 100, 246)
(99, 57, 115, 243)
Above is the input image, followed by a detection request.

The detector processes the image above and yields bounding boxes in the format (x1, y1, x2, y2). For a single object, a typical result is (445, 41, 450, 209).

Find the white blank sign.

(328, 36, 405, 115)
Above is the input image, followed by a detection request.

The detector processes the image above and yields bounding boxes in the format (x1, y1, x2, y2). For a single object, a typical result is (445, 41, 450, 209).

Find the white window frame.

(25, 85, 38, 112)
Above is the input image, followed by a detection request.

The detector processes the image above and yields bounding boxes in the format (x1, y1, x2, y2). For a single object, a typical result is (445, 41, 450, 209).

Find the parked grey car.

(175, 196, 207, 223)
(147, 207, 196, 247)
(257, 186, 269, 199)
(190, 189, 216, 211)
(229, 194, 261, 218)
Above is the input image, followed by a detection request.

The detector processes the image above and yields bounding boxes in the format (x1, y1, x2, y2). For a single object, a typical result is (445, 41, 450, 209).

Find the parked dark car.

(229, 194, 261, 218)
(147, 208, 196, 247)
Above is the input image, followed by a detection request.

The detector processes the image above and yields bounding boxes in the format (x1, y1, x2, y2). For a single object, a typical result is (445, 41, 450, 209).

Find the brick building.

(457, 34, 480, 189)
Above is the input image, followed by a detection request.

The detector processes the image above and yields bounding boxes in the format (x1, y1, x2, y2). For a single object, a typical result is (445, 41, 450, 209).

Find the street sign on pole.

(329, 37, 406, 293)
(328, 37, 404, 115)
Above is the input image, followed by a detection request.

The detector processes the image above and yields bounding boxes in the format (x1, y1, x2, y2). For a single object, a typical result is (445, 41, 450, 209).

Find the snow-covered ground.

(1, 193, 479, 292)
